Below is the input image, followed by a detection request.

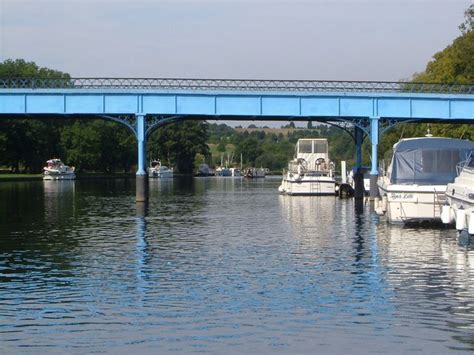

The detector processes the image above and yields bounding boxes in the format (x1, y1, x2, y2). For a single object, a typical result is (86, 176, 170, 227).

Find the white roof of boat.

(393, 137, 474, 151)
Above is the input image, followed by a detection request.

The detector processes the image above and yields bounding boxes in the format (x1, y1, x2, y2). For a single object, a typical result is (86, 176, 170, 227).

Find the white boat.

(243, 167, 267, 178)
(43, 159, 75, 180)
(444, 149, 474, 234)
(376, 137, 474, 224)
(215, 166, 232, 176)
(347, 167, 371, 195)
(196, 163, 213, 176)
(278, 138, 336, 195)
(149, 160, 173, 178)
(229, 168, 241, 177)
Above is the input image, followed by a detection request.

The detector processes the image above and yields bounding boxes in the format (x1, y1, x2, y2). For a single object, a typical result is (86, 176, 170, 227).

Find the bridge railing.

(1, 77, 474, 93)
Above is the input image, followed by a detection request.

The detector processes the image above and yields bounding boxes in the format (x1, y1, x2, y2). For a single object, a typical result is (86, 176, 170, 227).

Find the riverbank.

(0, 172, 135, 182)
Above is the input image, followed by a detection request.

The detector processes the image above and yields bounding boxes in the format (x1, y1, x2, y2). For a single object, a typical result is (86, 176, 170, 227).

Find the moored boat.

(278, 138, 336, 195)
(376, 137, 474, 224)
(195, 163, 214, 176)
(215, 166, 232, 176)
(149, 159, 173, 178)
(43, 159, 75, 180)
(443, 149, 474, 234)
(243, 167, 267, 178)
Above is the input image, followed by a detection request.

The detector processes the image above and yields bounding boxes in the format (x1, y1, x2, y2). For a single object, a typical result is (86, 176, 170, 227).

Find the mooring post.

(369, 116, 380, 201)
(354, 126, 365, 199)
(136, 114, 148, 203)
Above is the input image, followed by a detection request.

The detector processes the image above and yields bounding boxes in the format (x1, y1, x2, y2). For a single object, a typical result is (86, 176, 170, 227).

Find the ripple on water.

(0, 177, 473, 353)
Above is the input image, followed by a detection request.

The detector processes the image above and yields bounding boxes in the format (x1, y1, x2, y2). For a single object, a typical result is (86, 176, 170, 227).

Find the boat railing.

(456, 150, 474, 175)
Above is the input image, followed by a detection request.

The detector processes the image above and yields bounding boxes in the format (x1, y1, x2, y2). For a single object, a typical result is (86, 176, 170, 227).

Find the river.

(0, 177, 473, 353)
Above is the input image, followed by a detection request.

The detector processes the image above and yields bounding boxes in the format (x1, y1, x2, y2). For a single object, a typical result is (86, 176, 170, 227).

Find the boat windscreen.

(314, 141, 328, 154)
(390, 141, 474, 185)
(298, 141, 313, 153)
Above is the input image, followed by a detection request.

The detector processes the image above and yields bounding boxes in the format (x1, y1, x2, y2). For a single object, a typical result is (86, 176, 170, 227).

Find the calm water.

(0, 177, 473, 354)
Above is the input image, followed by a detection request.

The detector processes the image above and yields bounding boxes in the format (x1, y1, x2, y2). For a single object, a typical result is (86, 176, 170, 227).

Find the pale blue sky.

(0, 0, 471, 81)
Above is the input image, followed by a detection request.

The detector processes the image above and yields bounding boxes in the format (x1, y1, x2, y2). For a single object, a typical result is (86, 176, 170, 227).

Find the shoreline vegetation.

(0, 171, 285, 182)
(1, 5, 474, 177)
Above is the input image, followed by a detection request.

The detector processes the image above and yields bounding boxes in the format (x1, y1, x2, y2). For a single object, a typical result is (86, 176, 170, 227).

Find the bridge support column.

(353, 126, 365, 199)
(369, 117, 380, 201)
(136, 114, 148, 203)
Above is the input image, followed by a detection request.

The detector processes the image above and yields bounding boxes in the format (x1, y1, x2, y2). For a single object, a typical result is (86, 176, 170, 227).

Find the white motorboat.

(149, 160, 173, 178)
(229, 168, 241, 177)
(444, 149, 474, 234)
(43, 159, 75, 180)
(243, 167, 267, 178)
(347, 166, 371, 195)
(278, 138, 336, 195)
(376, 137, 474, 224)
(215, 166, 232, 176)
(196, 163, 213, 176)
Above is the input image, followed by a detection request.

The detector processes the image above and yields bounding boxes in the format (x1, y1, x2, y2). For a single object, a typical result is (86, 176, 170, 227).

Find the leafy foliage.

(147, 121, 209, 174)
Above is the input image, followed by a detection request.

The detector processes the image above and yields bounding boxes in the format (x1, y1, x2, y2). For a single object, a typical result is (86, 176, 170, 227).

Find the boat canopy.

(389, 138, 474, 185)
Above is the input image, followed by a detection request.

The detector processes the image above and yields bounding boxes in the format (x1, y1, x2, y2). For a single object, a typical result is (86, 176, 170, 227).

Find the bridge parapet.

(1, 77, 474, 94)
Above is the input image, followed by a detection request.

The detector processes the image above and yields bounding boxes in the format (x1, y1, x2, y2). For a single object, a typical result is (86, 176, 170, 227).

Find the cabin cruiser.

(149, 160, 173, 178)
(43, 159, 75, 180)
(195, 163, 214, 176)
(278, 138, 336, 195)
(443, 149, 474, 234)
(229, 168, 241, 177)
(347, 166, 371, 195)
(244, 167, 267, 178)
(376, 137, 474, 224)
(215, 166, 232, 176)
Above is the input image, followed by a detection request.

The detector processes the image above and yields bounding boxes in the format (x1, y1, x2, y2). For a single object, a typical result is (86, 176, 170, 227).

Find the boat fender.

(469, 210, 474, 235)
(441, 202, 452, 224)
(375, 198, 384, 216)
(456, 206, 466, 231)
(381, 195, 388, 213)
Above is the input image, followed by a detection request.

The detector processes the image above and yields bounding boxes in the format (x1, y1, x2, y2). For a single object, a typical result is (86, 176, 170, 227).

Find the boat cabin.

(387, 137, 474, 186)
(295, 138, 330, 171)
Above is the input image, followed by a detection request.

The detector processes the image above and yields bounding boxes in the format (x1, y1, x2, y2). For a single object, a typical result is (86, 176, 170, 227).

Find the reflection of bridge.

(1, 78, 474, 200)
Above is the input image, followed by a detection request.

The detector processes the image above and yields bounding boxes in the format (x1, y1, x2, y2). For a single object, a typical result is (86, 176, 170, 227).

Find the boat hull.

(445, 168, 474, 232)
(43, 173, 76, 181)
(149, 171, 173, 178)
(279, 177, 336, 196)
(377, 180, 446, 224)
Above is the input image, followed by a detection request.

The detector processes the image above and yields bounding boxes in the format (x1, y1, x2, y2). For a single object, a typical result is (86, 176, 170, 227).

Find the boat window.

(298, 141, 313, 153)
(421, 149, 460, 173)
(438, 149, 459, 172)
(313, 141, 327, 154)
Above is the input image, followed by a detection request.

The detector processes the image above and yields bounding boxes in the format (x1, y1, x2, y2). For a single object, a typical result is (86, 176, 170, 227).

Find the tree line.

(1, 5, 474, 174)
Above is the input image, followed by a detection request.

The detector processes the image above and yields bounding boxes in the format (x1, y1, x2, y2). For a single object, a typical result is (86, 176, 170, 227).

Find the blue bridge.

(1, 78, 474, 200)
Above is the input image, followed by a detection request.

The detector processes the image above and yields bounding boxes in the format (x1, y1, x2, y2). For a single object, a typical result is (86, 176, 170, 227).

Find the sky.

(0, 0, 472, 82)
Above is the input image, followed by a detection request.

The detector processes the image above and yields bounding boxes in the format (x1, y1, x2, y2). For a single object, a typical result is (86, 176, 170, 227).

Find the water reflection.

(43, 180, 76, 225)
(135, 202, 149, 302)
(1, 179, 474, 352)
(377, 224, 474, 350)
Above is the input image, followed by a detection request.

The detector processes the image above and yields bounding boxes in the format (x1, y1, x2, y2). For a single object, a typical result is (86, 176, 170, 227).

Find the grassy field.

(234, 127, 301, 136)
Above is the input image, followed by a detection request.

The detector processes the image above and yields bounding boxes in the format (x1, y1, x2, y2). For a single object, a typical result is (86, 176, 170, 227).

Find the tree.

(0, 59, 70, 172)
(147, 121, 209, 174)
(217, 140, 227, 152)
(459, 4, 474, 34)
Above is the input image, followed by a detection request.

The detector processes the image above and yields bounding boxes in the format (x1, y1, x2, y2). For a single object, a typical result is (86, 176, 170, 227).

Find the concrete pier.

(353, 170, 365, 199)
(136, 175, 149, 203)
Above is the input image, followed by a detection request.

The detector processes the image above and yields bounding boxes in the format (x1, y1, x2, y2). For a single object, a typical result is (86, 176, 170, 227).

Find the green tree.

(459, 4, 474, 34)
(147, 121, 209, 174)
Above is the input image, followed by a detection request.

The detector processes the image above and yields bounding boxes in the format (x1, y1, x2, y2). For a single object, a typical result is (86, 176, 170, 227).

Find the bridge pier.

(369, 117, 380, 201)
(136, 114, 149, 203)
(353, 126, 365, 199)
